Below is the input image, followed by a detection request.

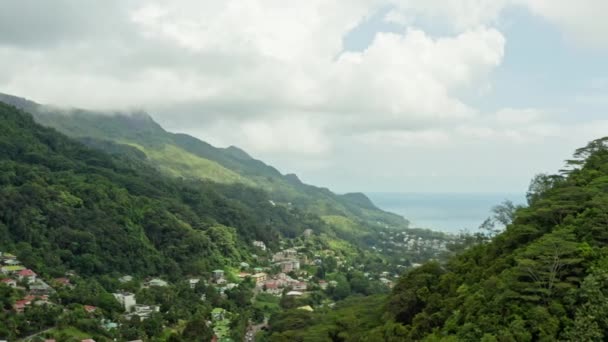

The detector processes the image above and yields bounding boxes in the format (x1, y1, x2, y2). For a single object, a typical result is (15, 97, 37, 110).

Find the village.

(372, 230, 453, 264)
(0, 226, 407, 342)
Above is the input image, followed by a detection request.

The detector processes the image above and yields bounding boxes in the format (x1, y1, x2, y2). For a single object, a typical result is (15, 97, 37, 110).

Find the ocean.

(367, 192, 527, 234)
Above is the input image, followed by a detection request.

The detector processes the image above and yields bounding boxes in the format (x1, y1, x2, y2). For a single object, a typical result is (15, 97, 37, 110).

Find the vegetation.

(0, 96, 468, 341)
(0, 93, 410, 232)
(266, 137, 608, 341)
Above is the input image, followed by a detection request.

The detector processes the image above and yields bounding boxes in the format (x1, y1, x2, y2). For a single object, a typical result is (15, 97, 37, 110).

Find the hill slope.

(262, 138, 608, 341)
(0, 101, 333, 279)
(0, 93, 408, 234)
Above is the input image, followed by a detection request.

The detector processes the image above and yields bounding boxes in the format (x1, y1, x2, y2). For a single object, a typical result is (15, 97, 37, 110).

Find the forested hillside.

(0, 101, 323, 279)
(264, 138, 608, 341)
(0, 93, 408, 234)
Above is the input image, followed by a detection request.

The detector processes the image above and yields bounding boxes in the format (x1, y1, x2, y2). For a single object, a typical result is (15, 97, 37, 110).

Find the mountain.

(0, 100, 337, 279)
(263, 137, 608, 341)
(0, 99, 449, 341)
(0, 93, 409, 236)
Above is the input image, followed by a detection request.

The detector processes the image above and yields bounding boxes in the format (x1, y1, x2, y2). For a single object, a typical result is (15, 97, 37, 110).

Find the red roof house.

(84, 305, 97, 313)
(13, 299, 31, 313)
(17, 269, 36, 283)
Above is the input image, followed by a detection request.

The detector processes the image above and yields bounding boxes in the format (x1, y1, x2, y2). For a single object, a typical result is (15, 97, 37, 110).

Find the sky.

(1, 0, 608, 194)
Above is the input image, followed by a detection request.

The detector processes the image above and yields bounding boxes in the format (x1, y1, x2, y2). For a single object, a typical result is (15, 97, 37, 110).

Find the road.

(244, 318, 268, 342)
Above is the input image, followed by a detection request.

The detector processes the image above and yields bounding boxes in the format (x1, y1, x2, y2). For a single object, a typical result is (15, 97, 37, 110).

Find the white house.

(147, 278, 168, 287)
(113, 292, 136, 312)
(188, 278, 200, 289)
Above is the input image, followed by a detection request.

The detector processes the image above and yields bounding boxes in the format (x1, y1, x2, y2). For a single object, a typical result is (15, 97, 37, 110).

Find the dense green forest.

(0, 92, 408, 232)
(0, 101, 333, 278)
(264, 138, 608, 341)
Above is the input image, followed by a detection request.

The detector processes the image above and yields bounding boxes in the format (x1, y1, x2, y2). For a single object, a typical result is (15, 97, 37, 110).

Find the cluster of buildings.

(272, 248, 303, 273)
(373, 231, 451, 258)
(262, 272, 308, 295)
(0, 251, 55, 313)
(112, 290, 161, 321)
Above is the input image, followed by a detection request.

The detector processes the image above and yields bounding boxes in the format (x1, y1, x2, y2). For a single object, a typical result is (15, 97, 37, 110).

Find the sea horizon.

(367, 191, 527, 234)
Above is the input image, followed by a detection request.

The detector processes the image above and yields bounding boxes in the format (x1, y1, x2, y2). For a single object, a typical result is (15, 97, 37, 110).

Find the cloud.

(517, 0, 608, 49)
(0, 1, 606, 193)
(389, 0, 510, 31)
(0, 0, 507, 156)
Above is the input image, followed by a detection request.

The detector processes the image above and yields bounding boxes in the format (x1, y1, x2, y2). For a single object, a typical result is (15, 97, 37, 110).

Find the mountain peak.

(340, 192, 379, 210)
(223, 145, 253, 160)
(0, 92, 41, 112)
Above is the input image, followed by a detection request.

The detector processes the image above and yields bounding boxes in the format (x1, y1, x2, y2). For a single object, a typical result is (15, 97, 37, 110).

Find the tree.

(526, 174, 563, 205)
(515, 228, 582, 303)
(182, 315, 213, 341)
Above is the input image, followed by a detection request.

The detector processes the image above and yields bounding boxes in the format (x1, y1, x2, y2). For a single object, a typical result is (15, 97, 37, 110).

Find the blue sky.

(0, 1, 607, 194)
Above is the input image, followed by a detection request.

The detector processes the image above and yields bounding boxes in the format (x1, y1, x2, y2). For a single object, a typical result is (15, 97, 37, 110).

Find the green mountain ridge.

(0, 100, 451, 341)
(0, 100, 326, 278)
(263, 137, 608, 341)
(0, 92, 409, 233)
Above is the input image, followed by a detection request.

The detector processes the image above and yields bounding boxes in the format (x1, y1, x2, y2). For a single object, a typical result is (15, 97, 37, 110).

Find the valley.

(0, 97, 456, 341)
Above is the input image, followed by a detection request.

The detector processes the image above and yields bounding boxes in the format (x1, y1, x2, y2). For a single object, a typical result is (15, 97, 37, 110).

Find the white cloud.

(328, 27, 504, 129)
(517, 0, 608, 48)
(0, 0, 508, 156)
(1, 0, 607, 192)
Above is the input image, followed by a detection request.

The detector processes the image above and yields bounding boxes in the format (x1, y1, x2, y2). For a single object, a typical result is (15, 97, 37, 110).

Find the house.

(26, 294, 50, 307)
(147, 278, 168, 287)
(212, 270, 225, 282)
(53, 277, 71, 287)
(264, 281, 281, 295)
(380, 278, 394, 288)
(252, 241, 267, 251)
(13, 299, 31, 313)
(286, 291, 303, 296)
(17, 269, 36, 283)
(1, 278, 16, 288)
(113, 292, 136, 312)
(279, 260, 300, 273)
(211, 307, 227, 321)
(1, 265, 25, 274)
(272, 249, 298, 262)
(251, 273, 267, 286)
(84, 305, 97, 313)
(238, 272, 251, 279)
(292, 282, 307, 291)
(126, 305, 160, 320)
(102, 319, 118, 330)
(118, 275, 133, 283)
(3, 259, 20, 266)
(81, 339, 96, 342)
(188, 278, 200, 289)
(318, 280, 328, 290)
(29, 280, 54, 295)
(1, 253, 16, 260)
(239, 262, 250, 269)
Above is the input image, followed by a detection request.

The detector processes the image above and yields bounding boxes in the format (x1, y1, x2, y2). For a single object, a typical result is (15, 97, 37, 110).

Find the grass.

(254, 292, 281, 315)
(124, 142, 250, 185)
